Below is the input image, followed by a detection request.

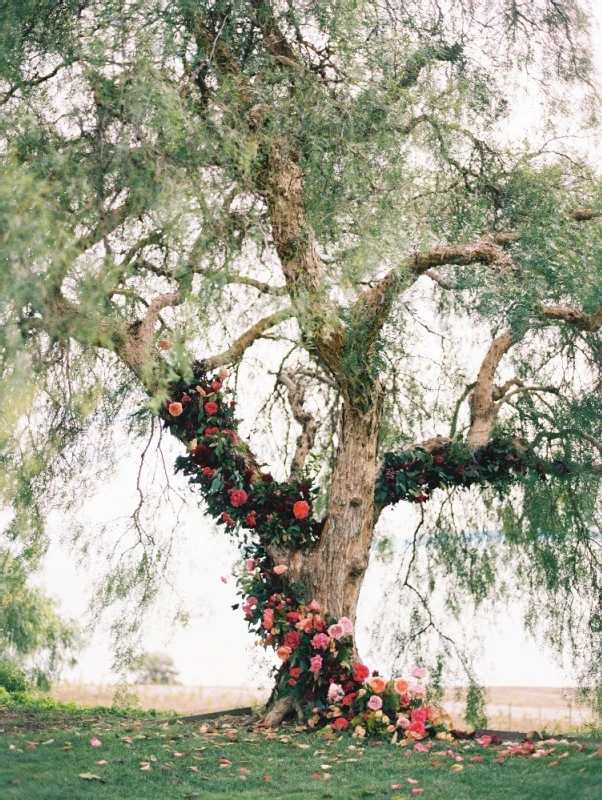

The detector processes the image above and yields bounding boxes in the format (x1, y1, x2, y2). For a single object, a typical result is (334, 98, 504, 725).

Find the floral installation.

(161, 359, 453, 738)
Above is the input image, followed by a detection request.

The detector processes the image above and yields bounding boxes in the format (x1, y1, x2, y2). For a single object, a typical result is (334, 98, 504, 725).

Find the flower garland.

(163, 360, 453, 740)
(375, 438, 530, 506)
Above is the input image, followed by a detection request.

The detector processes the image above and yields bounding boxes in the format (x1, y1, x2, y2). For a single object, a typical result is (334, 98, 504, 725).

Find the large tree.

(2, 0, 602, 723)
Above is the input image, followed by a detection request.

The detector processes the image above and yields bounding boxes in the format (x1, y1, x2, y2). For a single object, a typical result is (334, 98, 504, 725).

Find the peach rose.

(276, 646, 292, 661)
(393, 678, 409, 695)
(366, 676, 387, 694)
(168, 402, 183, 417)
(274, 565, 288, 575)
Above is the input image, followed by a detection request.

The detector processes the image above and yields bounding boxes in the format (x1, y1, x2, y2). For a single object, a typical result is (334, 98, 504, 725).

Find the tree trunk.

(298, 392, 384, 624)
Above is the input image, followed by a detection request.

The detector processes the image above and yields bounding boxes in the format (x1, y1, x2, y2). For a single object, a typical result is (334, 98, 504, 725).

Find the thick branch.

(541, 303, 602, 332)
(467, 333, 515, 448)
(277, 370, 318, 478)
(354, 240, 515, 362)
(204, 307, 294, 369)
(250, 0, 301, 69)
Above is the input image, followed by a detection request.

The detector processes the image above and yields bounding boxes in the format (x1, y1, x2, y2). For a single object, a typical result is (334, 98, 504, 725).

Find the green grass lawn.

(1, 713, 601, 800)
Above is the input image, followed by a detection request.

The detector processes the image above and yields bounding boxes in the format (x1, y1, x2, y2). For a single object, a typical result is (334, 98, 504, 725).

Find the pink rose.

(262, 608, 274, 630)
(327, 623, 344, 640)
(411, 667, 428, 679)
(367, 695, 383, 711)
(408, 720, 426, 737)
(327, 683, 344, 703)
(414, 742, 431, 753)
(274, 565, 288, 575)
(408, 684, 426, 697)
(338, 617, 353, 634)
(311, 633, 330, 650)
(246, 558, 259, 571)
(309, 655, 322, 674)
(247, 596, 258, 607)
(229, 489, 248, 507)
(308, 600, 321, 611)
(397, 716, 410, 729)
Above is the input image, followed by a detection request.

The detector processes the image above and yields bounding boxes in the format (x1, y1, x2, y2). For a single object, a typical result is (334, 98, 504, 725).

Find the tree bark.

(295, 392, 384, 624)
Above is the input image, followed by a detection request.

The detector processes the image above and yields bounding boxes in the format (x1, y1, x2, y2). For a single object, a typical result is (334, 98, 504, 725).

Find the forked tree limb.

(277, 370, 319, 478)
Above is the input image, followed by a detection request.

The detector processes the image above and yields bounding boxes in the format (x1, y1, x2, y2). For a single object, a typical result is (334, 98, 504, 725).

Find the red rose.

(202, 467, 215, 480)
(342, 693, 357, 707)
(286, 611, 300, 624)
(244, 511, 257, 527)
(353, 664, 370, 682)
(229, 489, 248, 507)
(159, 340, 171, 350)
(204, 426, 220, 435)
(289, 667, 302, 678)
(332, 718, 348, 731)
(288, 678, 297, 686)
(284, 631, 301, 651)
(221, 512, 234, 526)
(211, 381, 222, 391)
(204, 401, 219, 416)
(434, 455, 444, 465)
(414, 493, 427, 503)
(292, 500, 310, 519)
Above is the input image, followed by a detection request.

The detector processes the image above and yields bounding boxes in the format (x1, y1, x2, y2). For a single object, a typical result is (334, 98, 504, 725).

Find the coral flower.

(168, 402, 183, 417)
(394, 679, 409, 695)
(411, 708, 428, 725)
(332, 717, 348, 731)
(276, 646, 292, 661)
(290, 667, 302, 679)
(274, 564, 288, 575)
(296, 618, 313, 634)
(262, 608, 274, 630)
(221, 512, 234, 526)
(204, 401, 219, 415)
(366, 676, 387, 694)
(292, 500, 310, 519)
(408, 720, 426, 737)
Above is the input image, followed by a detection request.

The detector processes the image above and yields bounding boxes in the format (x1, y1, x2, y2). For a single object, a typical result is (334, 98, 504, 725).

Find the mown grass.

(1, 712, 601, 800)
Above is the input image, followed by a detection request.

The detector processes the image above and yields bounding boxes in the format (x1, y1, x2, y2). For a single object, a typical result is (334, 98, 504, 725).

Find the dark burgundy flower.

(191, 445, 212, 466)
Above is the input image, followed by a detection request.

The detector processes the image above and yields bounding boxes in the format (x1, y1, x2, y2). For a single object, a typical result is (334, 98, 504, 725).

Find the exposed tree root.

(261, 696, 304, 729)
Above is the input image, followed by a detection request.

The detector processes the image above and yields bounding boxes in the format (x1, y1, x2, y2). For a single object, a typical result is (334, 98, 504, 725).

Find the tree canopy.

(2, 0, 602, 711)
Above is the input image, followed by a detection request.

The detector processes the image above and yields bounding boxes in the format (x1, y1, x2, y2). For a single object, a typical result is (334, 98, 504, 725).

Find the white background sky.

(23, 3, 602, 692)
